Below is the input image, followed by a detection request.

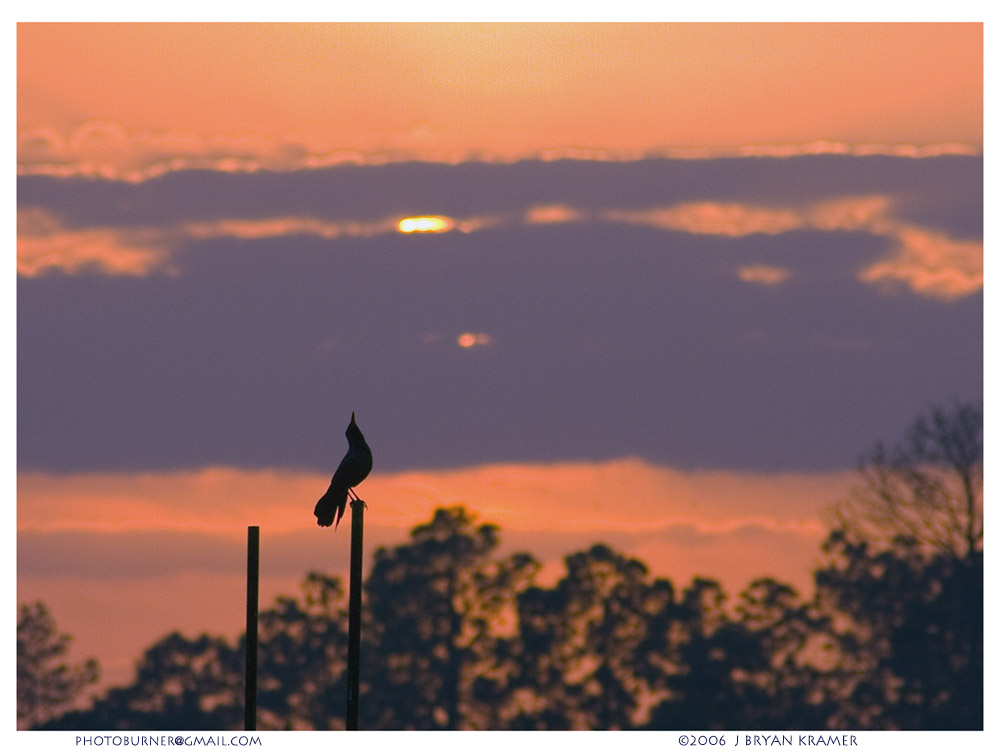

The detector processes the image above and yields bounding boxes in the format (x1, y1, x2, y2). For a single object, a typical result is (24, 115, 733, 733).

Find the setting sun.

(397, 216, 453, 233)
(456, 332, 493, 348)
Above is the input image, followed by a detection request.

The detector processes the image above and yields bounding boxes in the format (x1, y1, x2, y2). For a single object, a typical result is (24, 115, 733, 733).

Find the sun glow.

(457, 332, 493, 348)
(397, 216, 453, 233)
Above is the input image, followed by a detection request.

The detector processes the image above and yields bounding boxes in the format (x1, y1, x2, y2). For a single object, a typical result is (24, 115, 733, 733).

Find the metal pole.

(245, 525, 259, 731)
(345, 499, 365, 730)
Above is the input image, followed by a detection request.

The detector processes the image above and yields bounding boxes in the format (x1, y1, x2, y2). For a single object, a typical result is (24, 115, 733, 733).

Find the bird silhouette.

(314, 412, 373, 529)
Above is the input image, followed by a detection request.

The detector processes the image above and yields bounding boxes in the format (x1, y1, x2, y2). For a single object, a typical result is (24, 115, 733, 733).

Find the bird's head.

(346, 412, 365, 442)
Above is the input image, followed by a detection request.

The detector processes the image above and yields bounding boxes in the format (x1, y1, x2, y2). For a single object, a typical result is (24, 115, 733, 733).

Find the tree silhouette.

(35, 403, 983, 730)
(361, 506, 538, 729)
(17, 602, 100, 729)
(816, 402, 983, 729)
(509, 544, 661, 729)
(837, 401, 982, 560)
(645, 578, 742, 729)
(815, 532, 982, 729)
(41, 576, 348, 731)
(731, 578, 839, 729)
(256, 572, 349, 729)
(42, 632, 243, 730)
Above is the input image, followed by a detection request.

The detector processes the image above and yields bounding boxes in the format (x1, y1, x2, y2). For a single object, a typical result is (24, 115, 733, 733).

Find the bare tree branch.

(836, 402, 982, 560)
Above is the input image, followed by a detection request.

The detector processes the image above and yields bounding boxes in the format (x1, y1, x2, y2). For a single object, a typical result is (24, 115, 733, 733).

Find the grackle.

(314, 412, 373, 529)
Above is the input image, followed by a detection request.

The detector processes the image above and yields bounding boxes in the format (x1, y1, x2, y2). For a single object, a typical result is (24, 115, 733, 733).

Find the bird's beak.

(351, 411, 356, 422)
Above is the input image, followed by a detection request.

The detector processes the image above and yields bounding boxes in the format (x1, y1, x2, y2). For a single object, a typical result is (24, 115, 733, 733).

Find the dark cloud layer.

(17, 155, 983, 238)
(17, 157, 982, 474)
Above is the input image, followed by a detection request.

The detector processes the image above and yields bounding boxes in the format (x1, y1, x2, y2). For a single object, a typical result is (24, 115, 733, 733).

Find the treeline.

(22, 404, 983, 730)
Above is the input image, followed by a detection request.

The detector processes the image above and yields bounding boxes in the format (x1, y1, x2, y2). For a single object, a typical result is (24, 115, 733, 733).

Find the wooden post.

(345, 499, 365, 730)
(245, 525, 259, 731)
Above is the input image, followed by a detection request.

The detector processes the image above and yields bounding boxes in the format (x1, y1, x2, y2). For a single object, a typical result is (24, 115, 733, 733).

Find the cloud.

(605, 203, 803, 236)
(524, 204, 584, 225)
(16, 210, 505, 277)
(603, 195, 981, 300)
(16, 208, 172, 277)
(17, 121, 319, 183)
(737, 265, 792, 286)
(184, 216, 397, 241)
(19, 190, 981, 301)
(18, 153, 980, 232)
(17, 460, 847, 539)
(806, 195, 893, 231)
(737, 141, 978, 159)
(17, 120, 980, 183)
(16, 157, 981, 477)
(859, 227, 984, 301)
(16, 216, 981, 474)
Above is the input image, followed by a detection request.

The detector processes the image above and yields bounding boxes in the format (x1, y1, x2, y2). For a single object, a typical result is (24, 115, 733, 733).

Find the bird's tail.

(314, 487, 348, 528)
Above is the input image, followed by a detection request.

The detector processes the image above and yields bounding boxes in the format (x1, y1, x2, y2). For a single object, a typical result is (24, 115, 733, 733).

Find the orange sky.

(18, 461, 852, 687)
(17, 23, 983, 173)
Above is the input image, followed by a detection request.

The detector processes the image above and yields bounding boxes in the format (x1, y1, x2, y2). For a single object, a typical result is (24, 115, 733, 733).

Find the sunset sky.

(15, 21, 983, 691)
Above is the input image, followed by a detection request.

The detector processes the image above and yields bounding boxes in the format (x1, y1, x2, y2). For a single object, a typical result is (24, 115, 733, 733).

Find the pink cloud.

(17, 460, 847, 543)
(604, 203, 803, 236)
(18, 192, 981, 302)
(859, 226, 983, 300)
(737, 265, 792, 286)
(17, 209, 171, 277)
(524, 204, 584, 225)
(605, 195, 982, 300)
(17, 119, 980, 183)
